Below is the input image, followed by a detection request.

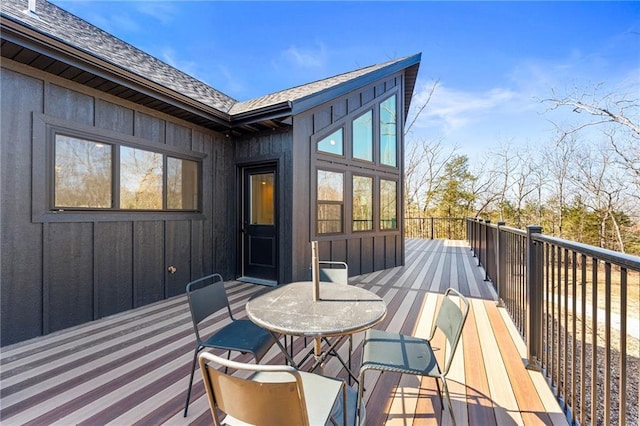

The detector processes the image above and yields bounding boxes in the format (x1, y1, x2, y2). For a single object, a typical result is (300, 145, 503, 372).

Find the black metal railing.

(467, 217, 639, 426)
(404, 217, 466, 240)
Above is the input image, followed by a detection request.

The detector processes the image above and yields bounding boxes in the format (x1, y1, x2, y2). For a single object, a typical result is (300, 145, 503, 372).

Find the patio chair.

(183, 273, 276, 417)
(306, 261, 355, 382)
(357, 288, 469, 425)
(199, 350, 359, 426)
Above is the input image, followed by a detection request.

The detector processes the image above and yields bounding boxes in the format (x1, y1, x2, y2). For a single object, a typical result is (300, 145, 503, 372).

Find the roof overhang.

(1, 14, 233, 132)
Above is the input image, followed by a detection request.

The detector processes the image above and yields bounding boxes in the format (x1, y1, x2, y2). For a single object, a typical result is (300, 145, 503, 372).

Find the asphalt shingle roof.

(2, 0, 420, 121)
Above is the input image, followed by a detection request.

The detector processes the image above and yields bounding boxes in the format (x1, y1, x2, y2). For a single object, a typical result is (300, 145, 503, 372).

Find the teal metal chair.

(357, 288, 469, 425)
(183, 273, 276, 417)
(199, 351, 359, 425)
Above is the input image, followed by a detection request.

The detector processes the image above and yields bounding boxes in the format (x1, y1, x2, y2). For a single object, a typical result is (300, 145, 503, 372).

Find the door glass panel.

(250, 172, 274, 225)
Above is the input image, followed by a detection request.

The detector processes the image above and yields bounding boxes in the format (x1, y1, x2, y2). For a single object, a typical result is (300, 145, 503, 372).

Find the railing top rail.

(498, 224, 527, 237)
(533, 232, 640, 271)
(465, 217, 527, 236)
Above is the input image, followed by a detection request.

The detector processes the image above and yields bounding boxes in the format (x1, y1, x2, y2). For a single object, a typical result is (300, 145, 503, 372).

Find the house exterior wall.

(234, 129, 294, 284)
(0, 60, 234, 346)
(289, 72, 406, 281)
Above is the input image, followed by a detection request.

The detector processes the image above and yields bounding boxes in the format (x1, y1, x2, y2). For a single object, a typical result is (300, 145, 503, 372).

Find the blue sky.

(51, 0, 639, 155)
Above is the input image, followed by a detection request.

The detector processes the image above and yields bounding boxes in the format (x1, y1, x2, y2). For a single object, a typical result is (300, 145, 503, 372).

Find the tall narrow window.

(353, 175, 373, 231)
(167, 157, 198, 210)
(380, 179, 397, 230)
(379, 95, 397, 167)
(317, 170, 343, 233)
(353, 111, 373, 162)
(54, 135, 112, 208)
(317, 128, 343, 156)
(120, 146, 163, 209)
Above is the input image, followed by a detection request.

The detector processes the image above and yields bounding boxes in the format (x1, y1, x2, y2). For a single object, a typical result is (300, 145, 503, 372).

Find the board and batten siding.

(234, 130, 294, 283)
(0, 61, 234, 346)
(289, 72, 406, 281)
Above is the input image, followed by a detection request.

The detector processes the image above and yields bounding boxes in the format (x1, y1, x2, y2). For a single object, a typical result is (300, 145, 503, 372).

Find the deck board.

(0, 239, 565, 425)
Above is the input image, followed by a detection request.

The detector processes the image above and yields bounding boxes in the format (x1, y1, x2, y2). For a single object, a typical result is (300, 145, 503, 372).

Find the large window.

(53, 133, 199, 211)
(317, 170, 343, 233)
(380, 179, 397, 230)
(379, 95, 397, 167)
(352, 111, 373, 162)
(352, 175, 373, 231)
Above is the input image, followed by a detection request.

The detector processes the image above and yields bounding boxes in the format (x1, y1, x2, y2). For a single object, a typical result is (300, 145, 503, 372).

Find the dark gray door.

(242, 165, 277, 281)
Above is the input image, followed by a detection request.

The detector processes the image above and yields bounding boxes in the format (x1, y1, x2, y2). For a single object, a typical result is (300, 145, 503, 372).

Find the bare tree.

(543, 84, 640, 196)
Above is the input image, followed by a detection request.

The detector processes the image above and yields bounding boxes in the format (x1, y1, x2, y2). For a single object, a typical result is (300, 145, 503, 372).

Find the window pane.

(120, 146, 163, 209)
(54, 135, 112, 208)
(353, 175, 372, 231)
(318, 204, 343, 233)
(353, 111, 373, 161)
(317, 170, 343, 201)
(380, 95, 397, 167)
(380, 179, 397, 230)
(250, 172, 275, 225)
(317, 170, 343, 234)
(317, 128, 343, 156)
(167, 157, 198, 210)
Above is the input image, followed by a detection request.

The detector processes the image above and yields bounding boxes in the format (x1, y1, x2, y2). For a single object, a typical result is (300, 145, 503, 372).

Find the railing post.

(496, 221, 505, 307)
(483, 220, 490, 281)
(526, 225, 543, 370)
(430, 217, 434, 240)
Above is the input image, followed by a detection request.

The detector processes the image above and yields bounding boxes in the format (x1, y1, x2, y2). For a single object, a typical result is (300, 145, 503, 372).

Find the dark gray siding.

(289, 73, 406, 280)
(0, 61, 233, 346)
(234, 130, 294, 283)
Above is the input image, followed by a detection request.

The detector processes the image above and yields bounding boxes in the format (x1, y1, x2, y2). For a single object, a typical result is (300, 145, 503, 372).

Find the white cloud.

(135, 2, 176, 25)
(412, 82, 520, 134)
(280, 43, 327, 69)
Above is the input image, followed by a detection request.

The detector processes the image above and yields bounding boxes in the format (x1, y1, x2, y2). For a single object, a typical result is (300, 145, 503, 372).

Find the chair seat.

(361, 329, 440, 377)
(221, 370, 358, 426)
(203, 319, 276, 362)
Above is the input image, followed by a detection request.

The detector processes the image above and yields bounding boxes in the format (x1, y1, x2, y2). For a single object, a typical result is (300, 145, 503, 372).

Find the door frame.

(238, 162, 279, 285)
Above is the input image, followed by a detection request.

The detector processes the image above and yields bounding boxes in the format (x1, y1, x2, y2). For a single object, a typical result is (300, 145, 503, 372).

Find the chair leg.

(441, 377, 456, 426)
(434, 376, 444, 409)
(183, 347, 201, 417)
(357, 369, 366, 426)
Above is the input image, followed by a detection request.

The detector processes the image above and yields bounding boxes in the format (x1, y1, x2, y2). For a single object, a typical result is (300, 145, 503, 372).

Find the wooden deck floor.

(0, 239, 567, 425)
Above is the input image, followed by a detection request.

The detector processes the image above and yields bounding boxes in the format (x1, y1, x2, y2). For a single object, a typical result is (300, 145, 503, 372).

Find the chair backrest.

(430, 288, 470, 375)
(186, 274, 232, 344)
(308, 261, 349, 285)
(199, 351, 310, 426)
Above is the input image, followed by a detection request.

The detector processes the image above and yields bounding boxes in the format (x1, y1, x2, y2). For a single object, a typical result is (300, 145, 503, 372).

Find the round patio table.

(246, 281, 386, 375)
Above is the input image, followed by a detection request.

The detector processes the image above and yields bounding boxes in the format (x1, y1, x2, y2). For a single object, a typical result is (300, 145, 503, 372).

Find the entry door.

(242, 166, 277, 281)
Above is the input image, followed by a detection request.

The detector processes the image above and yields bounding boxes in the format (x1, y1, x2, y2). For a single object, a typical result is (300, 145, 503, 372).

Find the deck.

(0, 239, 567, 425)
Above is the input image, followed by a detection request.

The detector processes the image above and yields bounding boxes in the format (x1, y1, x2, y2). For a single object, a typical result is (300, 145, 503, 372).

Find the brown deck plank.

(0, 239, 565, 426)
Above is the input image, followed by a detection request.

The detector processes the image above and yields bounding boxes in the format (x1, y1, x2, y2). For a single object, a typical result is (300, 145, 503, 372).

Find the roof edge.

(291, 53, 422, 116)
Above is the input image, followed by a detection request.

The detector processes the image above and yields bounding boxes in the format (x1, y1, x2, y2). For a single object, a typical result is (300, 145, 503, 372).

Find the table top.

(246, 281, 386, 338)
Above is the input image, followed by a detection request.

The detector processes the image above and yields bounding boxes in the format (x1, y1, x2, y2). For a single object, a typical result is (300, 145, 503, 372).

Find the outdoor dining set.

(183, 242, 470, 426)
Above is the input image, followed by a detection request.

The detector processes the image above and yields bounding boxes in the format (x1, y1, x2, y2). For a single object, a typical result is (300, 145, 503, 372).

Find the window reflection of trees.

(54, 135, 112, 208)
(353, 175, 373, 231)
(120, 146, 162, 209)
(317, 170, 343, 233)
(380, 179, 397, 229)
(380, 95, 397, 167)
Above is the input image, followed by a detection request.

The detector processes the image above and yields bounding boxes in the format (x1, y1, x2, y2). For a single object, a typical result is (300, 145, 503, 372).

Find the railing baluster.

(604, 262, 611, 426)
(571, 250, 577, 424)
(619, 267, 627, 426)
(591, 258, 598, 424)
(580, 253, 587, 426)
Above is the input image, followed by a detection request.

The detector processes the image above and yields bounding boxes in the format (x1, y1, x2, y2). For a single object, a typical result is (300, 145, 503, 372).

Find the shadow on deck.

(0, 239, 566, 425)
